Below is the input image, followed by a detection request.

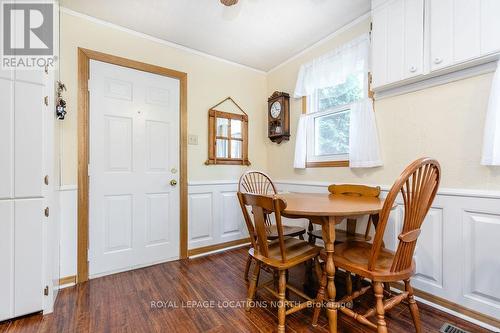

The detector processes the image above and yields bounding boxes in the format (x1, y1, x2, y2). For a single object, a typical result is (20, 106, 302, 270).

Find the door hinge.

(87, 248, 91, 262)
(44, 286, 49, 296)
(44, 96, 49, 106)
(44, 175, 49, 185)
(44, 207, 50, 217)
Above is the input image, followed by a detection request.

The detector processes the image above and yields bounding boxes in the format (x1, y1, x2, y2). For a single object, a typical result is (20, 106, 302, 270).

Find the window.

(206, 109, 250, 165)
(305, 73, 365, 166)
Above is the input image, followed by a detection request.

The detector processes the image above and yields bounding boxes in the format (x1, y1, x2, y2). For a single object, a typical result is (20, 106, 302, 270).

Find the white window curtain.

(293, 33, 382, 168)
(294, 34, 370, 98)
(293, 114, 307, 168)
(481, 61, 500, 166)
(349, 99, 382, 167)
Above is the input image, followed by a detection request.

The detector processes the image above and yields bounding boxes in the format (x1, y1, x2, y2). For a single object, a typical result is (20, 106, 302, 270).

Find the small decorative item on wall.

(268, 91, 290, 143)
(55, 81, 67, 120)
(205, 97, 250, 166)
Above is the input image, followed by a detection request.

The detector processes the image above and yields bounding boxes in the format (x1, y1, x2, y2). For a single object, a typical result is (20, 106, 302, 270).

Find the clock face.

(270, 101, 282, 119)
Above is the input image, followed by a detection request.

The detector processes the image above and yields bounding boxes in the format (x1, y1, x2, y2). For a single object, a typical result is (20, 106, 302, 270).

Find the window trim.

(302, 96, 350, 168)
(205, 109, 250, 166)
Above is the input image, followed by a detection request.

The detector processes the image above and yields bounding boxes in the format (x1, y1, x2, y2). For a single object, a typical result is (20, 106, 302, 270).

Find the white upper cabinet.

(371, 0, 424, 88)
(430, 0, 483, 71)
(480, 0, 500, 56)
(372, 0, 500, 91)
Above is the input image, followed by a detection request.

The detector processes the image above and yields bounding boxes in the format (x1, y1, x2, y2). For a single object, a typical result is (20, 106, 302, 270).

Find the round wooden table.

(277, 192, 385, 333)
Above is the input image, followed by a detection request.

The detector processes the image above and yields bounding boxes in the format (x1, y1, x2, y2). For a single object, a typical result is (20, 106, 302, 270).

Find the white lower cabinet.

(0, 200, 45, 320)
(0, 199, 44, 320)
(14, 199, 44, 316)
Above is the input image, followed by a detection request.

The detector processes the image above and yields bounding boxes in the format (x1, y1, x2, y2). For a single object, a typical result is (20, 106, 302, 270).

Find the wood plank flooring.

(0, 247, 494, 333)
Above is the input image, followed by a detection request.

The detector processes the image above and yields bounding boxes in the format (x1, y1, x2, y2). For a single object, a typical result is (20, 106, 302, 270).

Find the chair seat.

(326, 241, 415, 282)
(308, 229, 371, 243)
(249, 237, 320, 270)
(267, 225, 306, 240)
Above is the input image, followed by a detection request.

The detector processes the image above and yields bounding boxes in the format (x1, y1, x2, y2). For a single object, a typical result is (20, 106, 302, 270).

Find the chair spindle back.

(238, 171, 277, 227)
(369, 158, 441, 272)
(238, 171, 277, 196)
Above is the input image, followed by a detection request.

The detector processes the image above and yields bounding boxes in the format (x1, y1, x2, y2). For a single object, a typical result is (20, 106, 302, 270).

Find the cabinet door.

(403, 0, 424, 79)
(371, 3, 389, 87)
(14, 199, 43, 316)
(14, 81, 44, 198)
(430, 0, 481, 71)
(0, 78, 13, 199)
(15, 69, 45, 85)
(0, 201, 13, 321)
(481, 0, 500, 56)
(371, 0, 424, 88)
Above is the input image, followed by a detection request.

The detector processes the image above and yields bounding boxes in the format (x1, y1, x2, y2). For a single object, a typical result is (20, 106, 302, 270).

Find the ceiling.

(60, 0, 370, 72)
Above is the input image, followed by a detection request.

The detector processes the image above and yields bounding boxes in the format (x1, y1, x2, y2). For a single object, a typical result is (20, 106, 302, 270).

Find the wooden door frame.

(77, 48, 188, 283)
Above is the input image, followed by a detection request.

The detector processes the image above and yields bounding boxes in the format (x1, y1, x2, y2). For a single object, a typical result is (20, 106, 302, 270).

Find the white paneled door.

(89, 60, 180, 277)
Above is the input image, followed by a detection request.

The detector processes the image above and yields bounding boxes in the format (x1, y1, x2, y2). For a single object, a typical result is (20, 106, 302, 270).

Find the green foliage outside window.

(313, 74, 363, 156)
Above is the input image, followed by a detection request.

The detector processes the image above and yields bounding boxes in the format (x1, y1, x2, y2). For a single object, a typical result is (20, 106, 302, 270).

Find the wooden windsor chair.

(313, 157, 441, 333)
(238, 192, 322, 333)
(238, 171, 306, 281)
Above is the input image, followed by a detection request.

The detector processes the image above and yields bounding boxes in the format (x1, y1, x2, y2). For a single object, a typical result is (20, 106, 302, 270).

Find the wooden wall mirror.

(205, 97, 250, 166)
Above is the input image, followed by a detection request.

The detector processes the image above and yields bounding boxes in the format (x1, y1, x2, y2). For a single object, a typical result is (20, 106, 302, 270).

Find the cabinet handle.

(44, 207, 49, 217)
(434, 57, 443, 64)
(409, 66, 417, 73)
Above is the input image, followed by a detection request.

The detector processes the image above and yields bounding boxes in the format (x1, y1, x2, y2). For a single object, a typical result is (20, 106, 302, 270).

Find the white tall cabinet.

(0, 0, 60, 321)
(0, 67, 57, 321)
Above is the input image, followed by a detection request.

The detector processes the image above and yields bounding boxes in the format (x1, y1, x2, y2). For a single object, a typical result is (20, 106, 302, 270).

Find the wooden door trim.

(77, 48, 188, 283)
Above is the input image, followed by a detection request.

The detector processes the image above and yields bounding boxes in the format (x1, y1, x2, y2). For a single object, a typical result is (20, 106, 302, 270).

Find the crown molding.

(267, 11, 371, 74)
(60, 7, 267, 75)
(60, 7, 371, 75)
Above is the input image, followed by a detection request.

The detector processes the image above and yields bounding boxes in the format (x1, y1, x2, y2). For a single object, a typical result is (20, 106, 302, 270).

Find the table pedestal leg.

(322, 217, 337, 333)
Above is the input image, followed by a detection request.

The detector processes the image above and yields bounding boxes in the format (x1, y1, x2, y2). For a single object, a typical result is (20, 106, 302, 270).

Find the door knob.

(170, 179, 178, 186)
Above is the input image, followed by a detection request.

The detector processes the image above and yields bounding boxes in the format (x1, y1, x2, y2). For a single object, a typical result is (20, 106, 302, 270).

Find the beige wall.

(266, 18, 500, 190)
(59, 11, 268, 185)
(60, 12, 500, 190)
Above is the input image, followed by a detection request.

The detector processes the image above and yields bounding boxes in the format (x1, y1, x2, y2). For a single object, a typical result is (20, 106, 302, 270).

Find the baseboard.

(58, 275, 76, 287)
(188, 238, 250, 257)
(392, 283, 500, 330)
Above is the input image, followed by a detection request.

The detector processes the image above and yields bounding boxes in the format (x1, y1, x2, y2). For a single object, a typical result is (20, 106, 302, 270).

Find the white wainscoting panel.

(188, 192, 214, 247)
(462, 210, 500, 315)
(188, 182, 248, 249)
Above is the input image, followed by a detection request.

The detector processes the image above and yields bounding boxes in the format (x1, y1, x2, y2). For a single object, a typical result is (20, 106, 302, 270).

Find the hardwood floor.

(0, 247, 494, 333)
